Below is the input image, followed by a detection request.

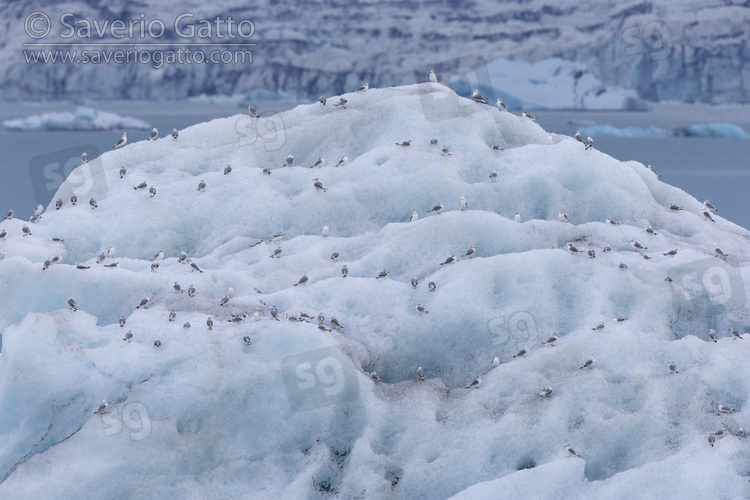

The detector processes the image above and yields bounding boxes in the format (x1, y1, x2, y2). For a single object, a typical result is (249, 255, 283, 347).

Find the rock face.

(2, 1, 749, 104)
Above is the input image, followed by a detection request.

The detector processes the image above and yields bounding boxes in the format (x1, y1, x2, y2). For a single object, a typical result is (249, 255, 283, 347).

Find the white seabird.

(575, 131, 584, 144)
(513, 346, 529, 358)
(718, 402, 736, 413)
(270, 231, 284, 242)
(565, 444, 581, 457)
(669, 203, 682, 211)
(429, 70, 437, 83)
(731, 328, 743, 339)
(96, 252, 106, 264)
(224, 165, 232, 175)
(440, 255, 457, 266)
(75, 262, 89, 269)
(395, 140, 411, 146)
(335, 156, 348, 167)
(579, 357, 595, 369)
(605, 217, 620, 225)
(151, 261, 160, 272)
(567, 244, 580, 253)
(313, 178, 328, 192)
(81, 152, 88, 163)
(22, 225, 31, 236)
(416, 304, 429, 315)
(262, 168, 271, 175)
(355, 83, 369, 92)
(663, 249, 678, 256)
(619, 262, 627, 269)
(294, 274, 309, 286)
(514, 212, 521, 222)
(542, 333, 558, 345)
(539, 387, 553, 397)
(33, 204, 43, 216)
(411, 277, 419, 289)
(669, 362, 679, 374)
(153, 250, 164, 261)
(243, 335, 252, 345)
(441, 146, 451, 156)
(704, 200, 718, 212)
(334, 97, 348, 108)
(123, 330, 133, 341)
(70, 194, 77, 205)
(472, 90, 487, 103)
(149, 186, 156, 197)
(207, 317, 213, 330)
(94, 400, 108, 414)
(647, 164, 660, 177)
(631, 240, 647, 250)
(168, 311, 176, 322)
(417, 366, 425, 381)
(489, 171, 497, 182)
(588, 249, 596, 258)
(409, 211, 419, 222)
(497, 98, 508, 111)
(133, 181, 147, 190)
(703, 210, 716, 222)
(319, 95, 326, 105)
(197, 180, 206, 191)
(330, 252, 339, 262)
(427, 202, 443, 214)
(462, 246, 475, 258)
(270, 305, 280, 321)
(330, 317, 344, 330)
(428, 282, 436, 292)
(310, 157, 325, 168)
(370, 371, 381, 382)
(714, 244, 728, 259)
(491, 357, 500, 369)
(248, 104, 259, 118)
(187, 285, 196, 297)
(342, 265, 348, 277)
(592, 323, 605, 331)
(148, 128, 158, 140)
(67, 297, 78, 311)
(154, 339, 161, 347)
(119, 316, 126, 327)
(375, 269, 388, 279)
(466, 376, 481, 389)
(522, 111, 536, 120)
(3, 210, 12, 219)
(89, 198, 97, 209)
(190, 262, 203, 273)
(585, 137, 594, 150)
(172, 128, 179, 140)
(112, 132, 127, 149)
(558, 210, 569, 222)
(269, 247, 282, 258)
(55, 198, 63, 210)
(322, 225, 329, 237)
(136, 297, 149, 309)
(708, 329, 717, 342)
(183, 322, 191, 329)
(460, 196, 467, 211)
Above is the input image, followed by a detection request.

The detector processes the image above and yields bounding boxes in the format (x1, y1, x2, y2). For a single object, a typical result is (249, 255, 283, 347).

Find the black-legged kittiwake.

(294, 274, 309, 286)
(313, 178, 328, 192)
(714, 244, 728, 259)
(579, 357, 595, 369)
(704, 200, 718, 212)
(68, 297, 78, 311)
(148, 128, 158, 140)
(558, 210, 569, 222)
(395, 140, 411, 147)
(731, 328, 743, 339)
(188, 285, 196, 297)
(319, 95, 326, 105)
(416, 304, 429, 315)
(429, 70, 437, 83)
(440, 255, 457, 266)
(355, 83, 369, 92)
(417, 366, 425, 381)
(81, 152, 89, 163)
(335, 156, 348, 167)
(123, 330, 133, 341)
(460, 196, 467, 211)
(269, 247, 282, 258)
(539, 387, 553, 397)
(168, 311, 176, 322)
(136, 296, 149, 309)
(322, 225, 329, 237)
(466, 376, 481, 389)
(669, 362, 679, 374)
(428, 281, 436, 292)
(190, 262, 203, 273)
(172, 128, 179, 140)
(410, 212, 418, 222)
(70, 194, 77, 205)
(375, 269, 388, 279)
(334, 97, 348, 108)
(491, 357, 500, 369)
(113, 132, 127, 149)
(542, 333, 558, 345)
(497, 98, 508, 111)
(708, 329, 717, 343)
(207, 317, 213, 330)
(522, 111, 536, 120)
(197, 180, 206, 191)
(248, 104, 259, 118)
(331, 252, 339, 262)
(427, 202, 443, 214)
(513, 346, 529, 358)
(472, 90, 487, 103)
(462, 246, 475, 258)
(565, 444, 581, 457)
(489, 171, 497, 182)
(89, 198, 97, 209)
(592, 323, 605, 331)
(411, 277, 419, 289)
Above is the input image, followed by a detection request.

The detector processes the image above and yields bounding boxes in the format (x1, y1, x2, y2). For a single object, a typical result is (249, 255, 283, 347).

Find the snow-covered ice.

(1, 83, 749, 498)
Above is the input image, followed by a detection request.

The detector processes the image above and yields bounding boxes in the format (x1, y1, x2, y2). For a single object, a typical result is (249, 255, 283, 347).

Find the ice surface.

(1, 83, 749, 498)
(2, 106, 150, 132)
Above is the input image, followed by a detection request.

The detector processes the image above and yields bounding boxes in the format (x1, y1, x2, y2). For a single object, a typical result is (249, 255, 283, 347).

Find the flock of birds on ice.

(1, 70, 745, 455)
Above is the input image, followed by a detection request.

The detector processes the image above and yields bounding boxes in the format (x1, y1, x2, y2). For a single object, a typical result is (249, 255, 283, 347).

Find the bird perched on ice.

(269, 247, 282, 258)
(588, 249, 596, 258)
(119, 316, 126, 327)
(514, 212, 521, 222)
(94, 400, 108, 414)
(605, 217, 620, 225)
(123, 330, 133, 341)
(417, 366, 425, 381)
(183, 322, 191, 329)
(539, 387, 553, 397)
(243, 335, 252, 345)
(708, 329, 717, 342)
(197, 180, 206, 191)
(466, 376, 481, 389)
(370, 371, 381, 382)
(112, 132, 127, 149)
(168, 311, 176, 322)
(335, 156, 347, 167)
(565, 444, 581, 457)
(68, 297, 78, 311)
(472, 90, 487, 103)
(704, 200, 718, 212)
(575, 131, 584, 145)
(70, 194, 77, 205)
(631, 240, 647, 250)
(462, 246, 475, 258)
(718, 402, 736, 413)
(154, 339, 161, 347)
(136, 297, 149, 309)
(341, 265, 348, 277)
(172, 128, 179, 140)
(294, 274, 309, 286)
(714, 244, 728, 259)
(134, 181, 148, 190)
(22, 225, 32, 236)
(522, 111, 536, 120)
(497, 98, 508, 111)
(592, 322, 605, 331)
(313, 178, 328, 192)
(579, 357, 595, 369)
(585, 137, 594, 150)
(731, 328, 743, 340)
(55, 198, 63, 210)
(491, 357, 500, 369)
(149, 186, 156, 197)
(322, 225, 329, 237)
(148, 128, 158, 140)
(703, 210, 716, 222)
(489, 171, 497, 182)
(427, 202, 443, 215)
(375, 269, 388, 279)
(319, 95, 326, 105)
(429, 70, 437, 83)
(440, 255, 457, 266)
(513, 346, 529, 358)
(428, 282, 436, 292)
(310, 157, 325, 168)
(441, 146, 451, 156)
(416, 304, 429, 315)
(355, 83, 369, 92)
(187, 285, 196, 297)
(567, 244, 580, 253)
(89, 198, 97, 209)
(669, 361, 679, 374)
(409, 211, 419, 222)
(558, 210, 569, 222)
(395, 140, 411, 147)
(207, 317, 213, 330)
(334, 97, 348, 108)
(248, 104, 259, 118)
(81, 152, 88, 163)
(224, 165, 232, 175)
(460, 196, 467, 211)
(542, 333, 558, 345)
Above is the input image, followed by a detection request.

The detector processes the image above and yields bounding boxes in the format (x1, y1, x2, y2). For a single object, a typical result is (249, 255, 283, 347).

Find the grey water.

(0, 101, 748, 229)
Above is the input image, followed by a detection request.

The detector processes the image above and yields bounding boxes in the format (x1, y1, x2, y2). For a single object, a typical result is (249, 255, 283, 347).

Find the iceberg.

(2, 107, 150, 132)
(0, 83, 749, 498)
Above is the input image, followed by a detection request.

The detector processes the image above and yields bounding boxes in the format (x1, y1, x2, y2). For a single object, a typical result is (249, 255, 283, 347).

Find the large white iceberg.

(0, 83, 748, 498)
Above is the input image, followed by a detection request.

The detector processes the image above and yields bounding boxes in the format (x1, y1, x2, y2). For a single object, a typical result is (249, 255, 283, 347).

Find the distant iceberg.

(2, 107, 150, 132)
(580, 122, 748, 139)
